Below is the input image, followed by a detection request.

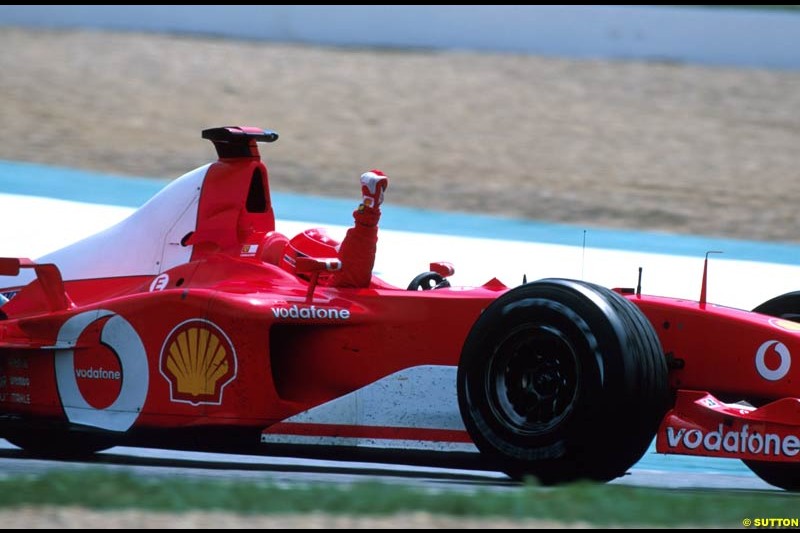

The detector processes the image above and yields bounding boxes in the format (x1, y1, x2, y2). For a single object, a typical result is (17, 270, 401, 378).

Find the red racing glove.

(360, 170, 389, 210)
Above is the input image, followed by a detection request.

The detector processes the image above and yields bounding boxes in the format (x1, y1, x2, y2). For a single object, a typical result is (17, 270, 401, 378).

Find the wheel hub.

(488, 325, 579, 436)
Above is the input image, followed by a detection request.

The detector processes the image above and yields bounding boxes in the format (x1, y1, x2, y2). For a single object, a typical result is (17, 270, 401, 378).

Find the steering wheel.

(407, 271, 451, 291)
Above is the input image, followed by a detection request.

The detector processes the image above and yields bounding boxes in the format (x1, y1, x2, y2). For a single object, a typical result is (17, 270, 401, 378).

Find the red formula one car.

(1, 127, 799, 489)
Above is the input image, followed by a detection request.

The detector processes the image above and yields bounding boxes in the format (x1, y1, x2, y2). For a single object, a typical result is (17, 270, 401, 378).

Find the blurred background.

(1, 5, 799, 241)
(1, 7, 800, 525)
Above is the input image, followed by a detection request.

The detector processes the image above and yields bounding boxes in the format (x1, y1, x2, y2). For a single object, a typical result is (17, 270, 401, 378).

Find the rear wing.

(202, 126, 279, 159)
(0, 258, 73, 313)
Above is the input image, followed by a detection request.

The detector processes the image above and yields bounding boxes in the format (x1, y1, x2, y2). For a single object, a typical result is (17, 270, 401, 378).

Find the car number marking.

(149, 273, 170, 292)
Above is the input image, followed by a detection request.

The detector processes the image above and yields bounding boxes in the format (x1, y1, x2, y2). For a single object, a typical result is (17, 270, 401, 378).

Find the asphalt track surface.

(0, 439, 776, 493)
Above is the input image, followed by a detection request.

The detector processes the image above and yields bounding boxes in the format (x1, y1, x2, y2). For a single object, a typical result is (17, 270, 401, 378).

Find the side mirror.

(295, 257, 342, 275)
(429, 261, 454, 278)
(296, 257, 342, 302)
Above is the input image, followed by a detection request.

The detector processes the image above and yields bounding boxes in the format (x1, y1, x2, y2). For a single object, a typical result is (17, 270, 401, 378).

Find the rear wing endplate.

(0, 258, 73, 312)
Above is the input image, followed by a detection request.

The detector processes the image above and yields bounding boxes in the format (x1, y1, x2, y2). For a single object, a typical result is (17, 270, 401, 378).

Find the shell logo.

(770, 318, 800, 332)
(159, 319, 237, 406)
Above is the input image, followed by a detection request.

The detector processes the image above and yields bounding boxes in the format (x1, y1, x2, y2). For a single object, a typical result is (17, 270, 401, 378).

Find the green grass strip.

(0, 470, 796, 526)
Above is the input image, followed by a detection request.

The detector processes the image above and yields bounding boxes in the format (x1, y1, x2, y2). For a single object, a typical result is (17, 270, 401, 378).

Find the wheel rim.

(485, 324, 579, 436)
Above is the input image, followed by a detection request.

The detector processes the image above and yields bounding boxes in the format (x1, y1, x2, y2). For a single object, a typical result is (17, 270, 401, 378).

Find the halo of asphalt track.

(1, 160, 795, 492)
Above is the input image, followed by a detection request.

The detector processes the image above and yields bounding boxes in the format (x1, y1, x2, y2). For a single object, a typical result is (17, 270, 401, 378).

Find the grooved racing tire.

(457, 279, 668, 485)
(743, 292, 800, 491)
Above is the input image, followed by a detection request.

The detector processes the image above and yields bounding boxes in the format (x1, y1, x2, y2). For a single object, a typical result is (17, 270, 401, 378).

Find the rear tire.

(457, 279, 668, 484)
(742, 292, 800, 491)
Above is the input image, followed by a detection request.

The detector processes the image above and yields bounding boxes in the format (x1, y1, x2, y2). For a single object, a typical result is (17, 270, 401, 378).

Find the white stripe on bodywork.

(260, 434, 478, 453)
(278, 365, 466, 429)
(262, 365, 479, 452)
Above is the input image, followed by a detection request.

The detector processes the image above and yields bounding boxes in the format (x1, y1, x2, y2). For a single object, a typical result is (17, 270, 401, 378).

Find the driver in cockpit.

(279, 170, 389, 288)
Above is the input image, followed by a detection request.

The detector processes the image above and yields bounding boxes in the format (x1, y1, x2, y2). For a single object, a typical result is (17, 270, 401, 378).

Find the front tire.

(743, 292, 800, 491)
(457, 279, 668, 484)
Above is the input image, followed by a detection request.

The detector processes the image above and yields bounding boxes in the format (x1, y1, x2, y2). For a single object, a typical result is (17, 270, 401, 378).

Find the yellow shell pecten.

(166, 326, 229, 397)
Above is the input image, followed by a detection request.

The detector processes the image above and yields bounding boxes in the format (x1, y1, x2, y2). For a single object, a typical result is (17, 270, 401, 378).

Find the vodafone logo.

(755, 340, 791, 381)
(75, 367, 121, 381)
(271, 304, 350, 321)
(54, 310, 148, 432)
(665, 424, 800, 458)
(72, 323, 124, 410)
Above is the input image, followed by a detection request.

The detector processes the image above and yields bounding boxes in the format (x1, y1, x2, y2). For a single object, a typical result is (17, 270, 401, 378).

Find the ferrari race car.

(1, 127, 799, 490)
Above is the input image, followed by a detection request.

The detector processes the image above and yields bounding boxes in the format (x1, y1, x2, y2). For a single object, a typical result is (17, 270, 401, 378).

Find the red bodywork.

(0, 256, 498, 432)
(0, 128, 503, 463)
(0, 126, 798, 475)
(629, 294, 800, 463)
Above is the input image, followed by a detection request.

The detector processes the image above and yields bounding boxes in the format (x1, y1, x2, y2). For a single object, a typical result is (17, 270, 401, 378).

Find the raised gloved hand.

(360, 169, 389, 209)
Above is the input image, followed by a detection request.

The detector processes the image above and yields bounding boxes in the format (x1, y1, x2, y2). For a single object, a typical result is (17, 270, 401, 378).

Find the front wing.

(657, 390, 800, 462)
